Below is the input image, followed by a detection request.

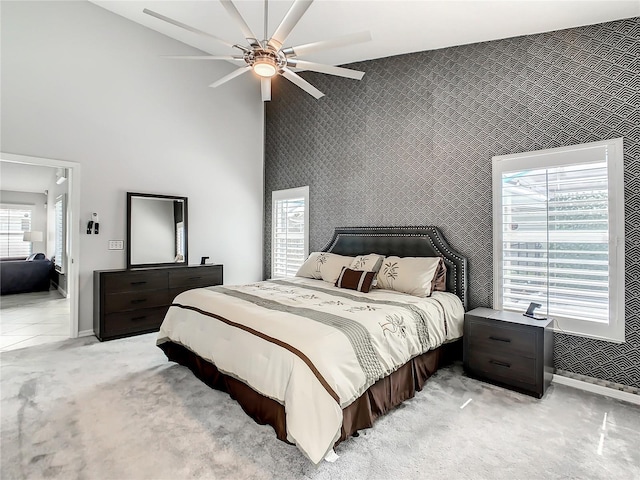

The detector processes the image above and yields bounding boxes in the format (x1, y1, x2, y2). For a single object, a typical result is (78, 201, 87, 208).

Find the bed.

(157, 226, 468, 463)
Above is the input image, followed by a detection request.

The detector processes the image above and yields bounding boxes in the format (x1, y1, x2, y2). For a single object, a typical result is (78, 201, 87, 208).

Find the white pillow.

(296, 252, 355, 284)
(376, 256, 442, 297)
(349, 254, 385, 273)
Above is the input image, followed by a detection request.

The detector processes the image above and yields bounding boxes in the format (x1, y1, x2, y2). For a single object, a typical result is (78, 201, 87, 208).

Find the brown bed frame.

(159, 226, 469, 451)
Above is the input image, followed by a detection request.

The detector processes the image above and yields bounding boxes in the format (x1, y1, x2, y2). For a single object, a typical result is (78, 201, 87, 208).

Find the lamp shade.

(23, 231, 44, 242)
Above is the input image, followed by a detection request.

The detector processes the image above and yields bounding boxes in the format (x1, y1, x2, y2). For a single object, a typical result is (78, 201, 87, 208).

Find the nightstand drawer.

(467, 348, 536, 386)
(467, 319, 536, 358)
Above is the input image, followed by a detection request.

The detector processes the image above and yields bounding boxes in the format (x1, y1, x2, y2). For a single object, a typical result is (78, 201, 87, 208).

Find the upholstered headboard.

(321, 226, 469, 311)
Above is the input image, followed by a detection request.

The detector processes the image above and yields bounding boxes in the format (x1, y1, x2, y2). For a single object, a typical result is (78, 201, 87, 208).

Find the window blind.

(500, 162, 609, 322)
(273, 196, 306, 277)
(55, 196, 65, 271)
(0, 205, 32, 259)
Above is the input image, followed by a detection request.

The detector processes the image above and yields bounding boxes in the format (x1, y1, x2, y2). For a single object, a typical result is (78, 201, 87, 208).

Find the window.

(492, 138, 624, 342)
(272, 186, 309, 278)
(55, 195, 66, 272)
(0, 204, 33, 259)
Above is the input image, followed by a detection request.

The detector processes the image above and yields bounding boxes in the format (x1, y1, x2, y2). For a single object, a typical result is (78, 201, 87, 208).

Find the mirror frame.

(126, 192, 189, 269)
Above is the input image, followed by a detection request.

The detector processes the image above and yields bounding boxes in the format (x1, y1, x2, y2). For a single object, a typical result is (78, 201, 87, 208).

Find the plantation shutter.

(272, 187, 309, 278)
(55, 195, 66, 271)
(0, 205, 33, 259)
(500, 161, 609, 323)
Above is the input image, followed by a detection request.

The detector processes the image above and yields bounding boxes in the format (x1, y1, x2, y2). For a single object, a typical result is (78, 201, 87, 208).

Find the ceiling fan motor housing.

(244, 48, 286, 77)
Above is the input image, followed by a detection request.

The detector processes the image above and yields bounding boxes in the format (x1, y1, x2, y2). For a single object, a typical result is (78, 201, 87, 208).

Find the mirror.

(127, 192, 188, 269)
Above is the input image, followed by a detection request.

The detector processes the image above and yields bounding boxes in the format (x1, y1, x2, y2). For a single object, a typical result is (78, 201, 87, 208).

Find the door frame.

(1, 152, 81, 338)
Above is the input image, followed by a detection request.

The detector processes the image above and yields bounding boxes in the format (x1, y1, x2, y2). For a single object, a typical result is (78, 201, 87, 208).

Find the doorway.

(0, 152, 80, 348)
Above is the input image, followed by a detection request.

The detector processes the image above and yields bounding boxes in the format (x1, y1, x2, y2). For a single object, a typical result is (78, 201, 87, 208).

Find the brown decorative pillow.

(432, 258, 447, 292)
(335, 267, 376, 293)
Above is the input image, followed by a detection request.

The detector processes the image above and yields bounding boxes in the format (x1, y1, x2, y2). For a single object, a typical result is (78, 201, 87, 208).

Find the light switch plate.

(108, 240, 124, 250)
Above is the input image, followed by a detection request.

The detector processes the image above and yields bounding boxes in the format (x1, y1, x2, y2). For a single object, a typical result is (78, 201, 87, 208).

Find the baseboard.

(78, 329, 94, 338)
(552, 374, 640, 406)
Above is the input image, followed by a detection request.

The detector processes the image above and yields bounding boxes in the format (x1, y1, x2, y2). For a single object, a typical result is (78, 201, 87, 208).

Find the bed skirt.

(158, 339, 461, 447)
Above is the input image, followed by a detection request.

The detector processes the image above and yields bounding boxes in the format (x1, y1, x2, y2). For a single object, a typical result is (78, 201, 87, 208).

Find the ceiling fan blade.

(267, 0, 314, 51)
(261, 77, 272, 102)
(287, 60, 365, 80)
(281, 67, 324, 99)
(219, 0, 260, 47)
(282, 31, 372, 57)
(162, 55, 244, 61)
(143, 9, 235, 49)
(209, 66, 252, 88)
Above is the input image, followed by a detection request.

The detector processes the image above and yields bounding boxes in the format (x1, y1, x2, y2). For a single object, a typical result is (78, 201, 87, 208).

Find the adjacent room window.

(492, 138, 624, 342)
(272, 186, 309, 278)
(0, 204, 33, 259)
(54, 195, 66, 272)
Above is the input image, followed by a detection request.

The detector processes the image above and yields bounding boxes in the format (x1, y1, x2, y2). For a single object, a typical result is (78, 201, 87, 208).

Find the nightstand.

(463, 307, 554, 398)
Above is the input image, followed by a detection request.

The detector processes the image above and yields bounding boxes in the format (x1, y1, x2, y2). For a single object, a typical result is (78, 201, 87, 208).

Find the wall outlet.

(108, 240, 124, 250)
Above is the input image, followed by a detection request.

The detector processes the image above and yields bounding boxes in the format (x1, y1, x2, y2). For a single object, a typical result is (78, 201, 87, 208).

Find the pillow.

(335, 267, 376, 293)
(296, 252, 355, 284)
(376, 256, 442, 297)
(431, 257, 447, 292)
(26, 253, 45, 261)
(349, 254, 385, 273)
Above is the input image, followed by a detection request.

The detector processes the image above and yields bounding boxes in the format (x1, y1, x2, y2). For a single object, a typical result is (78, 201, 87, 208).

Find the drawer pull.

(131, 316, 147, 321)
(489, 336, 511, 343)
(130, 281, 147, 286)
(489, 359, 511, 368)
(131, 299, 147, 304)
(188, 276, 203, 281)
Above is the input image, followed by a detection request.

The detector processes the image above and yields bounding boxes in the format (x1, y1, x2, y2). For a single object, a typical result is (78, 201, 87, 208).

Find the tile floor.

(0, 289, 70, 352)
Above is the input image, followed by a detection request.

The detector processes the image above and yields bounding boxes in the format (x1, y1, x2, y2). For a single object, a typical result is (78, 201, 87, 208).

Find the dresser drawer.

(104, 271, 168, 293)
(168, 266, 222, 289)
(467, 319, 536, 358)
(103, 307, 168, 336)
(466, 347, 536, 386)
(104, 290, 170, 314)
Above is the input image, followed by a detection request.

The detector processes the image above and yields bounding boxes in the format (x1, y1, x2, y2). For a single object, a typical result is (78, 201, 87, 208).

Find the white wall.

(1, 1, 264, 333)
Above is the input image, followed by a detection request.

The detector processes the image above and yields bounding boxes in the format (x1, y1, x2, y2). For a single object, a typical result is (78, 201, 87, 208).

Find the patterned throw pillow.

(349, 253, 385, 287)
(296, 252, 355, 284)
(335, 267, 376, 293)
(349, 254, 385, 273)
(376, 256, 442, 297)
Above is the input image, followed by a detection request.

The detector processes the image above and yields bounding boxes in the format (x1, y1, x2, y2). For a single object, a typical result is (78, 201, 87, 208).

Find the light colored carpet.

(1, 333, 639, 480)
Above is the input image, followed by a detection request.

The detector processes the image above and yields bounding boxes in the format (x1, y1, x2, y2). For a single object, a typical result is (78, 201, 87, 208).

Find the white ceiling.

(91, 1, 639, 67)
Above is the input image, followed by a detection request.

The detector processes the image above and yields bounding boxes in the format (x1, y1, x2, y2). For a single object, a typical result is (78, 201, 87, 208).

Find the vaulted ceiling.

(92, 1, 639, 67)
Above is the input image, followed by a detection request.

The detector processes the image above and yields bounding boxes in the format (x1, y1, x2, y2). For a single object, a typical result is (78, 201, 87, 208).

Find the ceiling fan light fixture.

(253, 58, 277, 77)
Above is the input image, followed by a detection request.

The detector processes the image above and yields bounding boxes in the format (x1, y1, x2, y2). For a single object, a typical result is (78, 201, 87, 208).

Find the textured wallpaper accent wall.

(264, 18, 640, 388)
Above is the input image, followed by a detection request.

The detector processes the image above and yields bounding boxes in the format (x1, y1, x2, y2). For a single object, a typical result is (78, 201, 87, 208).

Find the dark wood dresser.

(93, 264, 223, 341)
(463, 307, 554, 398)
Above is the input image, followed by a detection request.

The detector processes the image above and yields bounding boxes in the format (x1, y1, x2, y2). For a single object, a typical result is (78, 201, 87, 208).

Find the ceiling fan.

(143, 0, 371, 101)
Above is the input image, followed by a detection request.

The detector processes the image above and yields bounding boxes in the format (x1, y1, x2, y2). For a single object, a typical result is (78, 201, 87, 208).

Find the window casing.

(55, 195, 66, 273)
(492, 138, 624, 343)
(0, 204, 33, 259)
(272, 186, 309, 278)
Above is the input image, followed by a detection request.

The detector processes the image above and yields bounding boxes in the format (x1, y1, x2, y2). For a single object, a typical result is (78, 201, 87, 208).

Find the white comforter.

(157, 277, 464, 463)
